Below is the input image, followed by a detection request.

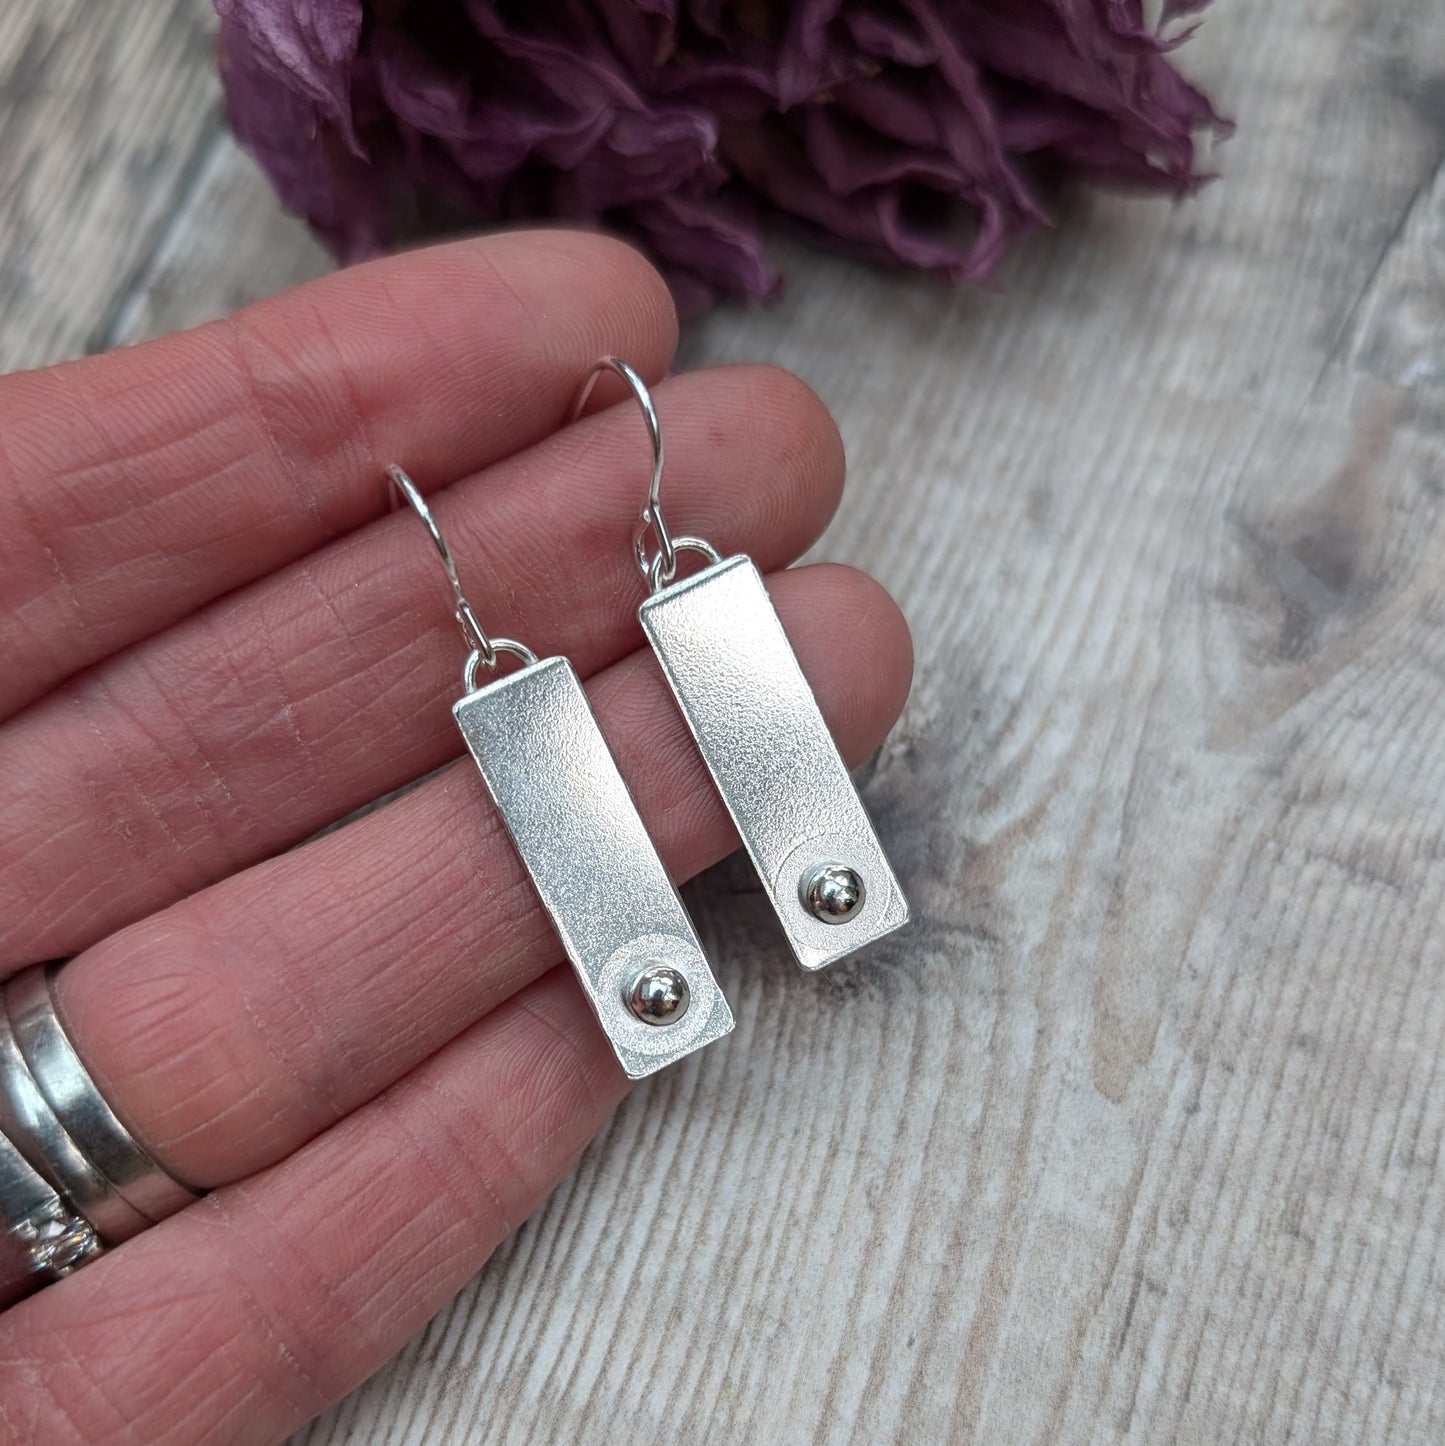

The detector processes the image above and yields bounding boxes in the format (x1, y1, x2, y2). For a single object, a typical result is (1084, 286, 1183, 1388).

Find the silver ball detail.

(802, 864, 866, 924)
(627, 965, 690, 1026)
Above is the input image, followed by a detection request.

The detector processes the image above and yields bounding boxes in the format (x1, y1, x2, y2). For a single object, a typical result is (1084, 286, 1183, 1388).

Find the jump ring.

(647, 537, 724, 595)
(462, 639, 539, 695)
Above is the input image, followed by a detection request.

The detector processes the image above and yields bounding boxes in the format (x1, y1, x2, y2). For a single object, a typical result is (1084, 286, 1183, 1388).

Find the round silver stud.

(802, 864, 866, 924)
(626, 965, 690, 1026)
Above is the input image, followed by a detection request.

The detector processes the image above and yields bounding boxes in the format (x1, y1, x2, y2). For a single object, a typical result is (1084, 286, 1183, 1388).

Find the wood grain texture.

(3, 0, 1445, 1441)
(0, 0, 326, 369)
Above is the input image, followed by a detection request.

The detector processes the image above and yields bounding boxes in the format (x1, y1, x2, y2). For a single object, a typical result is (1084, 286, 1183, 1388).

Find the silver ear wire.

(569, 358, 720, 592)
(570, 357, 672, 585)
(386, 464, 536, 691)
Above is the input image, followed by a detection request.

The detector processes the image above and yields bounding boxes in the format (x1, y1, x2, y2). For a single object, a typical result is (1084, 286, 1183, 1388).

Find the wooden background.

(3, 1, 1444, 1440)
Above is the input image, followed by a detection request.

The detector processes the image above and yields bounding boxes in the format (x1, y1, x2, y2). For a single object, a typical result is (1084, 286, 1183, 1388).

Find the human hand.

(0, 232, 911, 1443)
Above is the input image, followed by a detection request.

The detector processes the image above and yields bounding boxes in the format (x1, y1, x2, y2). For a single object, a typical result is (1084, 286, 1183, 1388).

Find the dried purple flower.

(217, 1, 1227, 312)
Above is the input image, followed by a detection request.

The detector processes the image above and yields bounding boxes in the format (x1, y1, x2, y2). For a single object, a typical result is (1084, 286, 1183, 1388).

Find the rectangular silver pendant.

(453, 656, 733, 1078)
(640, 556, 909, 970)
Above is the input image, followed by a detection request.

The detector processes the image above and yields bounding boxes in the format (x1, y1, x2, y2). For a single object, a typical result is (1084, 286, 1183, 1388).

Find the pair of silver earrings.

(390, 358, 908, 1078)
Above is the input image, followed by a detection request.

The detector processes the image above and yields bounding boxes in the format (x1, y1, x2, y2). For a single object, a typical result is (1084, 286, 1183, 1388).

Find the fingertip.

(729, 364, 846, 550)
(285, 226, 681, 443)
(494, 229, 679, 388)
(652, 363, 845, 569)
(580, 233, 680, 381)
(428, 967, 630, 1215)
(770, 563, 913, 764)
(507, 968, 632, 1121)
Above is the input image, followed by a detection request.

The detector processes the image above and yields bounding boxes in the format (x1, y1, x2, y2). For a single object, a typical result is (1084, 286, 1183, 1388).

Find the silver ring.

(0, 1006, 151, 1243)
(0, 1129, 100, 1309)
(6, 965, 200, 1224)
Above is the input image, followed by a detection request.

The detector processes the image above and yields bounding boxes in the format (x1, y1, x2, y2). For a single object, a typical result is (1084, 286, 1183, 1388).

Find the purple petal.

(216, 0, 363, 148)
(215, 0, 1228, 310)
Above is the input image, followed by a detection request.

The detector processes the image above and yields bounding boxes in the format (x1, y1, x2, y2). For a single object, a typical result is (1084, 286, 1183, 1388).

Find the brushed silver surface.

(640, 556, 909, 970)
(453, 657, 733, 1079)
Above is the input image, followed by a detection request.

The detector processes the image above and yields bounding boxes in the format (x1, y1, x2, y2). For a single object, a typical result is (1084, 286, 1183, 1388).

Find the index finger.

(0, 230, 678, 720)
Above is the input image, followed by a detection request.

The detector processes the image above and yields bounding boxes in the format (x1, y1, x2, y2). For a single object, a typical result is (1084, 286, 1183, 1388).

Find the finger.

(0, 230, 678, 720)
(0, 967, 625, 1446)
(0, 366, 844, 966)
(57, 566, 912, 1186)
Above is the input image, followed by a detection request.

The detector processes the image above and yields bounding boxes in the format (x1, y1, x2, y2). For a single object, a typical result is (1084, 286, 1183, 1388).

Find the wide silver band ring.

(0, 963, 201, 1305)
(0, 1009, 151, 1243)
(6, 965, 199, 1223)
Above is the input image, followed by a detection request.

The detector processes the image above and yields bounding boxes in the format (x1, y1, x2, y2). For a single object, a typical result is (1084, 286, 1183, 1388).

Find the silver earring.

(572, 361, 909, 972)
(387, 466, 733, 1077)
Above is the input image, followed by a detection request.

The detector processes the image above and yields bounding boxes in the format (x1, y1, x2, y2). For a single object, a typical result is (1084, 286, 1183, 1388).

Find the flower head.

(218, 0, 1226, 312)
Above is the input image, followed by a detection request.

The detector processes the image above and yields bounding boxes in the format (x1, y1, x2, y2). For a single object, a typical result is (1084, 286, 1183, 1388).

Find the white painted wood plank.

(0, 0, 224, 369)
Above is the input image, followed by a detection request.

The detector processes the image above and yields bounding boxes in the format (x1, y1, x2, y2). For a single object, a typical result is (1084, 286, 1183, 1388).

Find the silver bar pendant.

(640, 556, 909, 971)
(453, 656, 733, 1078)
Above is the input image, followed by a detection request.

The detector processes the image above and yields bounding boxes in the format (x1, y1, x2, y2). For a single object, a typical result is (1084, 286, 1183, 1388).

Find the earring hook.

(387, 464, 536, 692)
(570, 357, 678, 587)
(570, 360, 724, 592)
